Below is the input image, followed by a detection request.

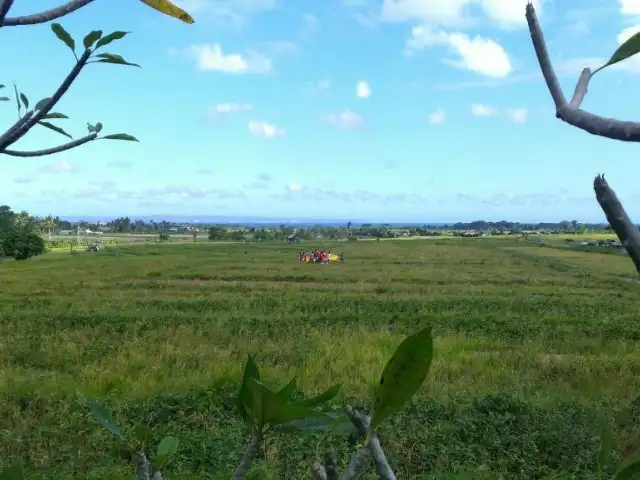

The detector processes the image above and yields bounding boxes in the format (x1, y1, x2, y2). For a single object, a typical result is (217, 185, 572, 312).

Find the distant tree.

(208, 226, 227, 241)
(158, 231, 169, 242)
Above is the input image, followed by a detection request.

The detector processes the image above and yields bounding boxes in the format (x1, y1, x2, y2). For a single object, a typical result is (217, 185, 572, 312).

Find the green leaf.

(277, 378, 297, 402)
(293, 384, 341, 408)
(246, 377, 264, 430)
(597, 417, 612, 480)
(370, 326, 433, 432)
(38, 121, 72, 139)
(95, 122, 103, 133)
(19, 93, 28, 110)
(83, 30, 103, 49)
(156, 435, 179, 469)
(596, 31, 640, 74)
(42, 113, 68, 120)
(614, 455, 640, 480)
(51, 23, 75, 53)
(269, 404, 330, 427)
(0, 97, 8, 102)
(134, 424, 153, 447)
(0, 459, 24, 480)
(96, 31, 129, 48)
(0, 85, 4, 89)
(279, 412, 358, 435)
(247, 378, 279, 429)
(34, 97, 51, 111)
(237, 355, 261, 422)
(94, 53, 140, 67)
(86, 398, 125, 440)
(101, 133, 138, 141)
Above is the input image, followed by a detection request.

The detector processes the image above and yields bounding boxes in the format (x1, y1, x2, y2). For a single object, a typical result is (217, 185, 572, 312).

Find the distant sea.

(56, 215, 452, 227)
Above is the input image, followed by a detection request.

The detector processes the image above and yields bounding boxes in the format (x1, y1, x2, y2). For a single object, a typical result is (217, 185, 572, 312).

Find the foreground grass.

(1, 239, 640, 478)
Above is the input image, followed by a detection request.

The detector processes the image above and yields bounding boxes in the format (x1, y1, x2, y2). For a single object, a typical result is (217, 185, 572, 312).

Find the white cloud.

(287, 183, 304, 192)
(299, 13, 318, 36)
(380, 0, 541, 28)
(427, 108, 446, 124)
(321, 110, 364, 130)
(506, 108, 527, 123)
(356, 80, 371, 98)
(206, 103, 252, 120)
(317, 79, 331, 91)
(248, 121, 286, 138)
(406, 25, 511, 77)
(107, 159, 132, 169)
(471, 103, 497, 116)
(185, 44, 271, 73)
(39, 160, 77, 173)
(620, 0, 640, 15)
(175, 0, 276, 26)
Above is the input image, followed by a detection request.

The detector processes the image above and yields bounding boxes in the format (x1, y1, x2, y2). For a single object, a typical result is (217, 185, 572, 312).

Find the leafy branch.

(0, 24, 140, 157)
(0, 0, 194, 159)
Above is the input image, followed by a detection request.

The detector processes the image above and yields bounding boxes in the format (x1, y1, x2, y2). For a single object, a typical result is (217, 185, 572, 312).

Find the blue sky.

(3, 0, 640, 222)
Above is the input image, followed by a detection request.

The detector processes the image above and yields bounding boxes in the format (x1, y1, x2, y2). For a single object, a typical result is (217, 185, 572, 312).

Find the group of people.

(298, 250, 344, 263)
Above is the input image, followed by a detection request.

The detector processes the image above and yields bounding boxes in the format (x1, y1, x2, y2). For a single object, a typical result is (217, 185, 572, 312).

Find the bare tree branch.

(344, 406, 396, 480)
(525, 2, 640, 142)
(593, 175, 640, 274)
(233, 433, 261, 479)
(0, 0, 14, 24)
(0, 49, 92, 152)
(1, 133, 97, 157)
(1, 0, 95, 26)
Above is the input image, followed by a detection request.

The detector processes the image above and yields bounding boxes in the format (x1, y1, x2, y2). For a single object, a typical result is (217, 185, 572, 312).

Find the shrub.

(1, 230, 45, 260)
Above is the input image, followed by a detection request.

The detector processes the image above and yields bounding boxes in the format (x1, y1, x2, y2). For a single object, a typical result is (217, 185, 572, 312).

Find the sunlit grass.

(1, 238, 639, 478)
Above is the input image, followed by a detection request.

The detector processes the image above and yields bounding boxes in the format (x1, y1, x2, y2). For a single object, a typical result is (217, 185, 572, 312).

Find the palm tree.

(41, 215, 55, 240)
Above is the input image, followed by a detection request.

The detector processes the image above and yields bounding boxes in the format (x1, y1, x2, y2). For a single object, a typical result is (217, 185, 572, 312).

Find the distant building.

(287, 232, 300, 244)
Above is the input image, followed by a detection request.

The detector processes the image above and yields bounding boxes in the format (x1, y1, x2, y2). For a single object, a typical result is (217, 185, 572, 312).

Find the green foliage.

(158, 231, 169, 242)
(596, 31, 640, 74)
(95, 31, 130, 48)
(50, 23, 75, 54)
(86, 397, 125, 440)
(371, 326, 433, 432)
(82, 30, 103, 49)
(236, 356, 341, 436)
(100, 133, 139, 141)
(0, 229, 45, 260)
(93, 53, 140, 68)
(208, 226, 227, 240)
(0, 460, 24, 479)
(38, 120, 71, 138)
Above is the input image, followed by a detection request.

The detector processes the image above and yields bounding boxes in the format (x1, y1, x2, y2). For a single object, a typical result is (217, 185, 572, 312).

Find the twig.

(312, 461, 328, 480)
(1, 133, 97, 156)
(344, 406, 396, 480)
(343, 447, 369, 479)
(0, 49, 92, 151)
(134, 450, 151, 480)
(593, 174, 640, 274)
(525, 2, 640, 142)
(324, 447, 339, 480)
(2, 0, 95, 26)
(0, 0, 14, 24)
(233, 433, 261, 479)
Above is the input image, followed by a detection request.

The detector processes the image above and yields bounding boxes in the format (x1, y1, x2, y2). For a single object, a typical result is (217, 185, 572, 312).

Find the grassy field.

(2, 238, 640, 478)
